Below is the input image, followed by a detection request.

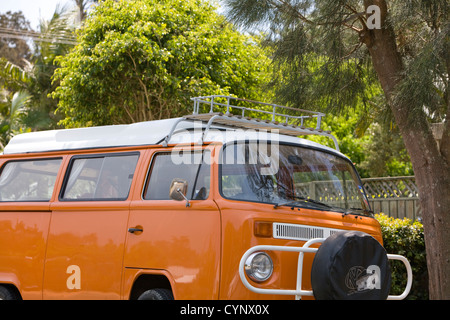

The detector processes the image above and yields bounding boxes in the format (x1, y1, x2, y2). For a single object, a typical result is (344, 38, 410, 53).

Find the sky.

(0, 0, 72, 29)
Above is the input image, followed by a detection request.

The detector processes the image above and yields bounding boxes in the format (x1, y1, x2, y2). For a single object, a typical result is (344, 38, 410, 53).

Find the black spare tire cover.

(311, 231, 391, 300)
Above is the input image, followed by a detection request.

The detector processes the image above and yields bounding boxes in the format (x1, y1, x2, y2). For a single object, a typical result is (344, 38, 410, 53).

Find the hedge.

(375, 213, 428, 300)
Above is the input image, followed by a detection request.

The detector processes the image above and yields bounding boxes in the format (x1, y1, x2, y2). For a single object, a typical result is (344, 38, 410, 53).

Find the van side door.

(124, 147, 221, 299)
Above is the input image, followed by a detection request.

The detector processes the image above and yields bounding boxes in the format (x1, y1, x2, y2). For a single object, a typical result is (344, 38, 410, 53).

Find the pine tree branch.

(340, 42, 364, 60)
(269, 0, 367, 36)
(344, 4, 367, 32)
(342, 22, 363, 33)
(267, 0, 314, 25)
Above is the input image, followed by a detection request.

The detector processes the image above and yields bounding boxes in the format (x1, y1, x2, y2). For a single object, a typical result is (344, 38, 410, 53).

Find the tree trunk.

(362, 0, 450, 299)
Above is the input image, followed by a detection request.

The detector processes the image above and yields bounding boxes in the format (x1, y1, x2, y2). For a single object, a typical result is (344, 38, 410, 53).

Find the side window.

(61, 153, 139, 201)
(0, 158, 62, 201)
(144, 150, 210, 200)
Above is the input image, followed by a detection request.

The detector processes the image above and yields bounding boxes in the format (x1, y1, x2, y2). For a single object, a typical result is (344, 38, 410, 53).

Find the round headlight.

(244, 252, 273, 282)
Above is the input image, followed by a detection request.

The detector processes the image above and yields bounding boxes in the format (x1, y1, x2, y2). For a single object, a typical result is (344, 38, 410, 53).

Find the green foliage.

(376, 214, 428, 300)
(0, 58, 31, 148)
(360, 124, 414, 177)
(389, 0, 449, 124)
(0, 89, 32, 148)
(52, 0, 271, 127)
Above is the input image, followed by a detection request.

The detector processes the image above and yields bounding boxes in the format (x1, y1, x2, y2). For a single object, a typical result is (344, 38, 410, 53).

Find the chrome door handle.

(128, 227, 143, 234)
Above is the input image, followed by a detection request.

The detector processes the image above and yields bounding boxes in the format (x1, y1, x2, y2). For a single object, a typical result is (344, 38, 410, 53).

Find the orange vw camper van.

(0, 96, 411, 300)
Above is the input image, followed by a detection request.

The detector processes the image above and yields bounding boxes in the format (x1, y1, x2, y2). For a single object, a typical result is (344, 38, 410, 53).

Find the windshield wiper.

(342, 207, 375, 217)
(273, 196, 333, 209)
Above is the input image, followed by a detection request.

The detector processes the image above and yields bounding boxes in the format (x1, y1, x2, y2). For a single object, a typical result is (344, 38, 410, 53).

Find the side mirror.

(169, 178, 190, 207)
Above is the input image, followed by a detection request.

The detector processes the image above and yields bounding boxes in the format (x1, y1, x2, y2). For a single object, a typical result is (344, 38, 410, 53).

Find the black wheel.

(311, 231, 391, 300)
(137, 288, 174, 300)
(0, 285, 20, 300)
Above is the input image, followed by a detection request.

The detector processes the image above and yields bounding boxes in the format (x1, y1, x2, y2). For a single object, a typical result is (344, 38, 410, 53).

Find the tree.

(52, 0, 271, 127)
(0, 58, 32, 148)
(223, 0, 449, 299)
(25, 5, 79, 131)
(0, 11, 32, 68)
(0, 12, 34, 148)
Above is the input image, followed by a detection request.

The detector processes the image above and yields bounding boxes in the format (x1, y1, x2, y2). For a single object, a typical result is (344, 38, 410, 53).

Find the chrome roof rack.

(192, 95, 326, 128)
(162, 95, 339, 151)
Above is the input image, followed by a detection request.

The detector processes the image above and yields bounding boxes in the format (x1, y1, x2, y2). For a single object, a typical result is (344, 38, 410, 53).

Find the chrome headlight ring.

(244, 252, 273, 282)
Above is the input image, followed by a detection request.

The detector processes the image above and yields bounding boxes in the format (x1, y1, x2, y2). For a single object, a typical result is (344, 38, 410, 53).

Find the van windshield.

(220, 142, 370, 215)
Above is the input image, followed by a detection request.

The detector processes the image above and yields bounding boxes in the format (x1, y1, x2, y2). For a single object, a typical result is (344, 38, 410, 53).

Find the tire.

(0, 285, 20, 300)
(311, 231, 391, 300)
(137, 288, 174, 300)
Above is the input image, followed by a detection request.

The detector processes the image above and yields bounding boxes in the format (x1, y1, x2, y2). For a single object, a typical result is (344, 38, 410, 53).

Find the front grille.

(273, 222, 344, 241)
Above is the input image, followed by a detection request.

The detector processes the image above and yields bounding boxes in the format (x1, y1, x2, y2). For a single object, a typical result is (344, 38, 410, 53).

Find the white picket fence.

(361, 176, 421, 220)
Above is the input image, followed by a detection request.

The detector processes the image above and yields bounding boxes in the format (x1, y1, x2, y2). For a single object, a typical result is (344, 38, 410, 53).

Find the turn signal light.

(254, 221, 273, 238)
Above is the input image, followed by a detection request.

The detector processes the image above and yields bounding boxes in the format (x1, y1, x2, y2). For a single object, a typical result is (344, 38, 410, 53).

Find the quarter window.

(61, 153, 139, 201)
(0, 158, 62, 202)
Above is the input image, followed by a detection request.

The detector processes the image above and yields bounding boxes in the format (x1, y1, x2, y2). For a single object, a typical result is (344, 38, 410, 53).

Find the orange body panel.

(0, 144, 383, 299)
(43, 201, 130, 299)
(0, 204, 50, 299)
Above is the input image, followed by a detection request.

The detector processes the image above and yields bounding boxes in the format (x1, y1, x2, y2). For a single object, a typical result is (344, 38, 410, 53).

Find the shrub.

(376, 213, 428, 300)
